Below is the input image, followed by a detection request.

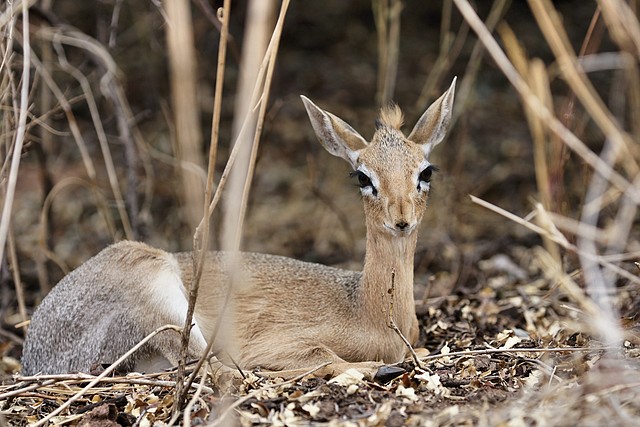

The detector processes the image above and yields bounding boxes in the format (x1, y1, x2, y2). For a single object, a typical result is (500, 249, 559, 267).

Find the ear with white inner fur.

(301, 95, 368, 168)
(408, 77, 457, 157)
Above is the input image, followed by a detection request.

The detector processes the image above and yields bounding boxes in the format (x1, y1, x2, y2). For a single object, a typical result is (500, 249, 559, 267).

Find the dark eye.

(350, 170, 377, 195)
(356, 171, 372, 188)
(419, 166, 434, 183)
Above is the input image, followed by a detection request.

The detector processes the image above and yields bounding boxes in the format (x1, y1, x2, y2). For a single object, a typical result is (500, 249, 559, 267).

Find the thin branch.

(7, 229, 27, 331)
(420, 346, 609, 363)
(386, 269, 423, 369)
(182, 366, 209, 427)
(0, 376, 213, 401)
(527, 0, 638, 177)
(50, 35, 134, 239)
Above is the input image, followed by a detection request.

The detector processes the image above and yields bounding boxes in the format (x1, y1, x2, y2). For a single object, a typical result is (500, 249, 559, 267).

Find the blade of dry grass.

(34, 27, 145, 241)
(454, 0, 510, 121)
(165, 0, 204, 237)
(469, 195, 640, 287)
(50, 35, 135, 240)
(174, 0, 232, 410)
(578, 137, 623, 348)
(0, 0, 30, 269)
(528, 0, 639, 177)
(452, 0, 640, 206)
(39, 177, 116, 274)
(229, 0, 288, 251)
(223, 0, 275, 253)
(415, 2, 469, 111)
(597, 0, 640, 58)
(177, 0, 291, 408)
(7, 229, 27, 332)
(499, 24, 560, 264)
(374, 0, 402, 105)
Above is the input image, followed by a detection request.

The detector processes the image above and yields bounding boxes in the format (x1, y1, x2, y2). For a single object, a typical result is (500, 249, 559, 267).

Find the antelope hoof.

(373, 364, 406, 383)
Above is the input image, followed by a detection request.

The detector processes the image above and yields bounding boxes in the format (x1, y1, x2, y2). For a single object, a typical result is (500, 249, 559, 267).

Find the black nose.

(396, 221, 409, 230)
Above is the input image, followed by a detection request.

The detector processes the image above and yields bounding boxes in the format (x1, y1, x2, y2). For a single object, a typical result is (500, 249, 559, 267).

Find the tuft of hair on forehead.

(377, 103, 404, 130)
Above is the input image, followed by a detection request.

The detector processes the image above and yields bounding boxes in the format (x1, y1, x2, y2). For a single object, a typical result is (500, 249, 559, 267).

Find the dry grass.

(1, 0, 639, 425)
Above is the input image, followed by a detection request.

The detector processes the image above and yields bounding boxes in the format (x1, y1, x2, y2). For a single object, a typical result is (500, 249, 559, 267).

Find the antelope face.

(301, 77, 456, 238)
(352, 123, 436, 236)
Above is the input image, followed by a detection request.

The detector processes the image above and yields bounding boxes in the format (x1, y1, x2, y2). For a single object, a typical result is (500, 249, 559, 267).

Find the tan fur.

(22, 79, 456, 378)
(379, 103, 404, 129)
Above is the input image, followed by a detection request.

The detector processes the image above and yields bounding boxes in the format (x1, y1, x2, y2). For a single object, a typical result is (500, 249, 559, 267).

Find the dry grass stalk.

(470, 195, 640, 287)
(175, 0, 231, 411)
(49, 36, 135, 240)
(31, 34, 135, 293)
(415, 3, 468, 111)
(454, 0, 509, 121)
(37, 177, 118, 275)
(165, 0, 205, 238)
(32, 23, 152, 248)
(578, 138, 624, 348)
(181, 366, 209, 427)
(0, 0, 30, 267)
(499, 24, 561, 264)
(224, 0, 276, 253)
(597, 0, 640, 58)
(453, 0, 640, 203)
(34, 28, 145, 242)
(229, 0, 290, 249)
(386, 269, 423, 369)
(7, 230, 27, 332)
(420, 345, 604, 363)
(528, 0, 638, 177)
(1, 371, 213, 402)
(176, 0, 291, 412)
(373, 0, 402, 105)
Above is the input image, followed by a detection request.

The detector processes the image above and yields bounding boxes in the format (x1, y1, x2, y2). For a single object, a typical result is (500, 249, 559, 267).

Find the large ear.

(301, 95, 368, 168)
(408, 77, 456, 157)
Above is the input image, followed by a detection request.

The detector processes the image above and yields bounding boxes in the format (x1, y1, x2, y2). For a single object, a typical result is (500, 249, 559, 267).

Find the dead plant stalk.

(176, 0, 290, 410)
(174, 0, 231, 411)
(185, 0, 290, 401)
(470, 195, 640, 287)
(386, 269, 423, 369)
(0, 0, 29, 266)
(452, 0, 640, 205)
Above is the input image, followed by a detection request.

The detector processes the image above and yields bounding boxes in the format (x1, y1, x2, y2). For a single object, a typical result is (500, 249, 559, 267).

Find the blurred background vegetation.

(1, 0, 638, 368)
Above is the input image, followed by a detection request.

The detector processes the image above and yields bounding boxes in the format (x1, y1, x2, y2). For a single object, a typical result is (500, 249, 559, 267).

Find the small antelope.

(22, 78, 456, 378)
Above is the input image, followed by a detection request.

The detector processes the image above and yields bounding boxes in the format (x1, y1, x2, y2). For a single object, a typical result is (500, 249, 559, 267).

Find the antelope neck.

(360, 228, 417, 333)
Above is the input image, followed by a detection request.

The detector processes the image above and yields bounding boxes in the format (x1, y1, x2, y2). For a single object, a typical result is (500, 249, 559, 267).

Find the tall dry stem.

(174, 0, 231, 410)
(165, 0, 205, 239)
(175, 0, 290, 411)
(455, 0, 640, 357)
(224, 0, 276, 252)
(499, 24, 560, 263)
(0, 1, 30, 270)
(373, 0, 402, 106)
(528, 0, 639, 177)
(452, 0, 640, 204)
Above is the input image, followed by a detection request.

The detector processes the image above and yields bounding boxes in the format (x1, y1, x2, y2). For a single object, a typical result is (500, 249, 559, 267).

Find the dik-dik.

(22, 78, 456, 377)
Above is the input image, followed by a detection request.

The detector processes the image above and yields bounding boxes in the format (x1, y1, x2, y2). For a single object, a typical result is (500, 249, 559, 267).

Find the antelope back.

(301, 78, 456, 237)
